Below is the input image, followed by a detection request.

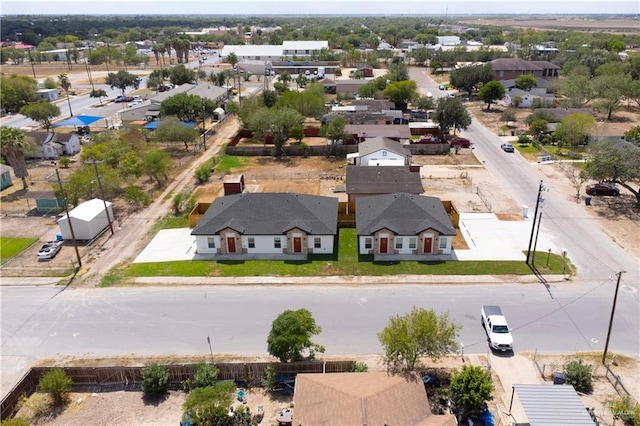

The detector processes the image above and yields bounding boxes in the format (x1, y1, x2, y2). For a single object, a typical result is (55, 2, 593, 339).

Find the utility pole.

(526, 180, 544, 265)
(201, 99, 207, 150)
(55, 169, 82, 268)
(87, 161, 114, 236)
(602, 271, 625, 364)
(531, 211, 543, 265)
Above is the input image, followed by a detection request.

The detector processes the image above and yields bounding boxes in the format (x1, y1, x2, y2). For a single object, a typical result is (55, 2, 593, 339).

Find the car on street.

(501, 143, 515, 152)
(128, 100, 142, 108)
(114, 95, 126, 103)
(586, 183, 620, 196)
(426, 92, 433, 98)
(37, 241, 63, 260)
(438, 84, 446, 90)
(447, 92, 455, 98)
(448, 137, 471, 148)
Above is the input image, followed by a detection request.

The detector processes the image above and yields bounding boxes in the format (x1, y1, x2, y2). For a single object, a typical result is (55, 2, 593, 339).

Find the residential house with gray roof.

(191, 193, 338, 260)
(347, 136, 412, 166)
(356, 193, 456, 260)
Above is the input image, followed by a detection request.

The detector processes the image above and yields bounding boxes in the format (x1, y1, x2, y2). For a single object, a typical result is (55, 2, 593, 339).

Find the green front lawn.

(0, 237, 38, 261)
(115, 229, 567, 284)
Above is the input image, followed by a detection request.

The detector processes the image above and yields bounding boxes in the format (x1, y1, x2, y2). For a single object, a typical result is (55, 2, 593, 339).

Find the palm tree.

(0, 127, 34, 189)
(58, 73, 73, 116)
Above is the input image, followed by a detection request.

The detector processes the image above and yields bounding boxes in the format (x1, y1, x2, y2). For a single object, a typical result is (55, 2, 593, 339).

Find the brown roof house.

(356, 193, 456, 260)
(490, 58, 560, 81)
(345, 166, 424, 202)
(294, 372, 455, 426)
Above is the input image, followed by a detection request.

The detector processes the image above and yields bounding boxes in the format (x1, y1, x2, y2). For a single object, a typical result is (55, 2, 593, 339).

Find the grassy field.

(107, 229, 568, 285)
(0, 237, 38, 262)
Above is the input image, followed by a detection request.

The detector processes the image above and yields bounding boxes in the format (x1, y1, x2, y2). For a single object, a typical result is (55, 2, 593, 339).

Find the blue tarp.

(144, 121, 196, 130)
(53, 115, 104, 127)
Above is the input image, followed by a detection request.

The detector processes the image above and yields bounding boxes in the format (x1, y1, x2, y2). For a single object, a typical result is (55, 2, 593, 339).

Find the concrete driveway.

(133, 228, 196, 263)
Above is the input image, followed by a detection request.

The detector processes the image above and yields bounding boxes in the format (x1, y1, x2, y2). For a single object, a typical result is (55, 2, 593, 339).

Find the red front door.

(423, 237, 433, 254)
(380, 237, 388, 254)
(293, 237, 302, 253)
(227, 237, 236, 253)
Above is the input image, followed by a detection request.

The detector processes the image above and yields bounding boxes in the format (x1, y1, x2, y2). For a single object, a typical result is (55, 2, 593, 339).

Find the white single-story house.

(347, 136, 412, 166)
(356, 193, 456, 260)
(26, 132, 81, 160)
(58, 198, 113, 241)
(191, 193, 338, 260)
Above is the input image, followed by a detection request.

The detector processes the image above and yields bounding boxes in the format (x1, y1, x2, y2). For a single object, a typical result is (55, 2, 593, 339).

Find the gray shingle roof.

(357, 136, 411, 157)
(346, 166, 424, 195)
(356, 193, 455, 236)
(191, 193, 338, 236)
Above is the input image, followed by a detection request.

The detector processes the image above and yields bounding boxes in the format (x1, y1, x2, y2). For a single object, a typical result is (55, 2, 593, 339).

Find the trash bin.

(585, 197, 592, 206)
(553, 372, 566, 385)
(511, 130, 515, 136)
(56, 232, 63, 241)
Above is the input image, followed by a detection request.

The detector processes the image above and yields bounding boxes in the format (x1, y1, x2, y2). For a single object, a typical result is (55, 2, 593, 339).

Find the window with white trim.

(248, 237, 255, 248)
(314, 237, 321, 249)
(395, 238, 403, 249)
(274, 238, 281, 249)
(439, 237, 448, 249)
(207, 237, 216, 249)
(409, 237, 417, 249)
(364, 237, 373, 249)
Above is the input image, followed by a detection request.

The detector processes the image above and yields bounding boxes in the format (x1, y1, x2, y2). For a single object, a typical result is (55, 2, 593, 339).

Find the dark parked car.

(449, 137, 471, 148)
(501, 143, 515, 152)
(586, 183, 620, 196)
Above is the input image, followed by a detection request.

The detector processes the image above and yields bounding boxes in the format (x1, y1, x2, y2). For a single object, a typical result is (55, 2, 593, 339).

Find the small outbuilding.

(57, 198, 113, 241)
(223, 174, 244, 195)
(0, 164, 14, 190)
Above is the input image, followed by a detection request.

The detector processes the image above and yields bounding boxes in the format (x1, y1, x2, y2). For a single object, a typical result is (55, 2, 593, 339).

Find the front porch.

(193, 253, 308, 261)
(373, 253, 453, 262)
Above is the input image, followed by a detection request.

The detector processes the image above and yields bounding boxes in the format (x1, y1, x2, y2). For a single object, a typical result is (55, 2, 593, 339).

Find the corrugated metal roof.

(513, 384, 595, 426)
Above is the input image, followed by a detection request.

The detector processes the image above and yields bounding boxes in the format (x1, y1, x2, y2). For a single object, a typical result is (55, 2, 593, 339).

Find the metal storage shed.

(57, 198, 113, 241)
(511, 384, 595, 426)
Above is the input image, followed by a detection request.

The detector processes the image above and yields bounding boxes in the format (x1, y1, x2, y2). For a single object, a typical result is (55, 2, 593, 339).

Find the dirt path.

(77, 117, 240, 287)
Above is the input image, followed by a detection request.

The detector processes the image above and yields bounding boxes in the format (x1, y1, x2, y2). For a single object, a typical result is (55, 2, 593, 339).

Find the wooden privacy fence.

(1, 360, 355, 421)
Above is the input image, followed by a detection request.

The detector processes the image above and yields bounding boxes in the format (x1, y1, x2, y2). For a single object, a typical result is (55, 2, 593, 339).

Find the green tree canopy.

(160, 93, 207, 123)
(19, 102, 61, 131)
(582, 140, 640, 205)
(38, 368, 72, 406)
(267, 308, 325, 362)
(104, 69, 138, 96)
(378, 307, 461, 372)
(169, 64, 196, 86)
(382, 79, 418, 110)
(554, 112, 596, 148)
(478, 81, 505, 110)
(514, 74, 537, 92)
(449, 365, 494, 421)
(0, 74, 39, 112)
(153, 116, 200, 151)
(275, 85, 326, 118)
(449, 64, 493, 96)
(432, 98, 472, 136)
(0, 126, 35, 189)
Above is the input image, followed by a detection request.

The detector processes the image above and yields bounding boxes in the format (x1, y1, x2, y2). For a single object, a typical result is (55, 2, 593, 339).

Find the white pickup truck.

(481, 305, 513, 352)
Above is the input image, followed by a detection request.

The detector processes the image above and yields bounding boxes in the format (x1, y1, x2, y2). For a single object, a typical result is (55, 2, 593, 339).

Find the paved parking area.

(134, 213, 560, 263)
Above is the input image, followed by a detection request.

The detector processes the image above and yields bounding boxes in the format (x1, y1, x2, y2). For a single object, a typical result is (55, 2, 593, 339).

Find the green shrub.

(193, 363, 219, 388)
(609, 395, 640, 425)
(58, 157, 71, 168)
(194, 161, 213, 184)
(1, 417, 31, 426)
(351, 361, 369, 372)
(565, 359, 593, 394)
(262, 364, 278, 391)
(141, 363, 169, 397)
(38, 368, 72, 406)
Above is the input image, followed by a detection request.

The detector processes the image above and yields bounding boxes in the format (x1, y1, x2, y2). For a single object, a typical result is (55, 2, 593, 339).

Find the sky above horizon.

(1, 0, 639, 16)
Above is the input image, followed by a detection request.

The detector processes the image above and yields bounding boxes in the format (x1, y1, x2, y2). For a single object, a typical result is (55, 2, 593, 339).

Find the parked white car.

(37, 241, 63, 260)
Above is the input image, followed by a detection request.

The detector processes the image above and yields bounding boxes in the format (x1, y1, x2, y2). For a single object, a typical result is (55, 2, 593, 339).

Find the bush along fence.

(1, 359, 355, 420)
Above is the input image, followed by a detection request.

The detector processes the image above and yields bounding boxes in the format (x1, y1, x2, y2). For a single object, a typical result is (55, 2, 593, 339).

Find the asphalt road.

(2, 281, 638, 397)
